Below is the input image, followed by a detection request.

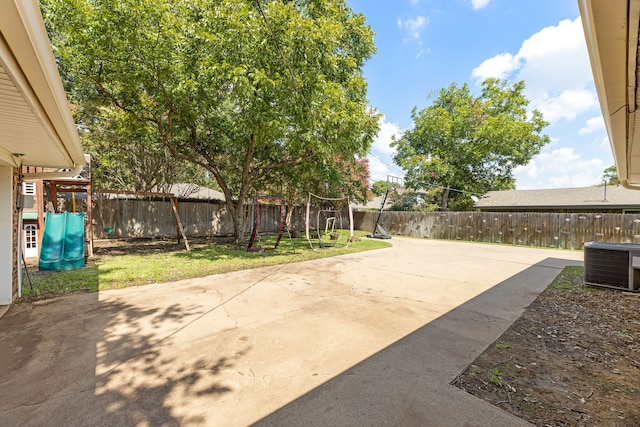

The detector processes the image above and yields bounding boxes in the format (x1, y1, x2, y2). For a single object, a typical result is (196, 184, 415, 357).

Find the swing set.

(246, 195, 295, 253)
(305, 193, 353, 249)
(45, 178, 94, 256)
(95, 189, 190, 251)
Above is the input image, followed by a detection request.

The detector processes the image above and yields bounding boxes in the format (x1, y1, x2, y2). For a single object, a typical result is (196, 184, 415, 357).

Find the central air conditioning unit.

(584, 242, 640, 292)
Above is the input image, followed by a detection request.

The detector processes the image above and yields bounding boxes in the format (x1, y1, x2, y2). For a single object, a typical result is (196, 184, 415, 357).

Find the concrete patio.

(0, 238, 582, 426)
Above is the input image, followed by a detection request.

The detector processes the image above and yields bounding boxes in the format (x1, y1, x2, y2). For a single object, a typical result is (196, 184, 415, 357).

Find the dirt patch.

(453, 266, 640, 426)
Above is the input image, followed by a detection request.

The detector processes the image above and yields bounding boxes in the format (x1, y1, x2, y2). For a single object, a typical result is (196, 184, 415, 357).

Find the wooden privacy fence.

(354, 211, 640, 250)
(90, 198, 640, 250)
(91, 198, 309, 239)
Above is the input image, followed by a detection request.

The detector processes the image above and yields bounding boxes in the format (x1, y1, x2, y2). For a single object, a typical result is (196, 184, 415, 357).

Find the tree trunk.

(226, 134, 256, 245)
(441, 184, 450, 211)
(227, 200, 247, 245)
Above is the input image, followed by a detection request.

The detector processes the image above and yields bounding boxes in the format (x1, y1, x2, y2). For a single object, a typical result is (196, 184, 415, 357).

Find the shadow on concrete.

(0, 288, 245, 426)
(254, 257, 582, 426)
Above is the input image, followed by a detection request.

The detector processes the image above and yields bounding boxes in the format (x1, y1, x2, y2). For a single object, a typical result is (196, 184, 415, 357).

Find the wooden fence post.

(170, 197, 190, 251)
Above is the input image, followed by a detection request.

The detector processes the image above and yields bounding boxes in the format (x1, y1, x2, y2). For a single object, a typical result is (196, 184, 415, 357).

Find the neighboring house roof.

(352, 194, 393, 210)
(0, 0, 84, 169)
(475, 185, 640, 211)
(352, 188, 429, 211)
(168, 183, 225, 201)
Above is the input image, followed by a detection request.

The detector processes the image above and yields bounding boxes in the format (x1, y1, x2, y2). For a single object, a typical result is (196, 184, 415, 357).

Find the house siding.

(12, 167, 18, 298)
(0, 166, 17, 304)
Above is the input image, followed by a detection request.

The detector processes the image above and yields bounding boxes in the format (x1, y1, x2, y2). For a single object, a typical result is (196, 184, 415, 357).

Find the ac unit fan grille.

(584, 248, 629, 289)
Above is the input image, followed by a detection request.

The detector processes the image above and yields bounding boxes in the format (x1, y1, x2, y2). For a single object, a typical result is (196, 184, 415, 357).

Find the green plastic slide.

(39, 212, 86, 271)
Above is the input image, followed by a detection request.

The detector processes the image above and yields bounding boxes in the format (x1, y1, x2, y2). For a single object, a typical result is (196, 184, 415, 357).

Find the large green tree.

(393, 79, 550, 211)
(79, 106, 209, 192)
(43, 0, 378, 243)
(257, 153, 372, 231)
(602, 165, 620, 186)
(371, 180, 388, 197)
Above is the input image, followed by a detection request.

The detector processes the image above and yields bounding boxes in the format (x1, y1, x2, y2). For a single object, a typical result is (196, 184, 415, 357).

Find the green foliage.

(264, 155, 373, 211)
(548, 266, 584, 291)
(489, 367, 502, 386)
(392, 79, 550, 211)
(602, 165, 620, 185)
(371, 180, 388, 196)
(388, 190, 415, 211)
(387, 189, 438, 211)
(80, 107, 208, 191)
(43, 0, 379, 243)
(495, 340, 511, 350)
(23, 261, 98, 296)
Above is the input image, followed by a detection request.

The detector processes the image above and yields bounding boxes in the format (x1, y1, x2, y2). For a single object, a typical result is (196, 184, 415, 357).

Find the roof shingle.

(475, 185, 640, 210)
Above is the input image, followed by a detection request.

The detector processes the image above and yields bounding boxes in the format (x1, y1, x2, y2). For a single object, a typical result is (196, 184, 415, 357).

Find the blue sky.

(346, 0, 612, 190)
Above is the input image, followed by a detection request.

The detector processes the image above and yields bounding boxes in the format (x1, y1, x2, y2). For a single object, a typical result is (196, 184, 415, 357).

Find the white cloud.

(415, 41, 427, 59)
(372, 116, 402, 155)
(514, 147, 605, 189)
(535, 89, 598, 123)
(472, 17, 595, 125)
(368, 156, 391, 182)
(594, 135, 611, 152)
(470, 0, 490, 11)
(517, 19, 593, 98)
(579, 115, 605, 135)
(397, 15, 428, 40)
(367, 116, 405, 182)
(472, 53, 520, 81)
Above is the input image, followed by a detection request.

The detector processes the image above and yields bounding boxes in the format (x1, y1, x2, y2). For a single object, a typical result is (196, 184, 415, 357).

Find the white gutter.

(578, 0, 633, 188)
(22, 163, 84, 180)
(578, 0, 616, 149)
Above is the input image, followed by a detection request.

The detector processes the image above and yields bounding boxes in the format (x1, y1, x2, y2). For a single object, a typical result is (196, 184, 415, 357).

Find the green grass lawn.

(21, 230, 391, 299)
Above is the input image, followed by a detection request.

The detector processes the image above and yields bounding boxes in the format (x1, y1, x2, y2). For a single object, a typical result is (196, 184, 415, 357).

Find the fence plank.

(88, 198, 640, 250)
(353, 211, 640, 250)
